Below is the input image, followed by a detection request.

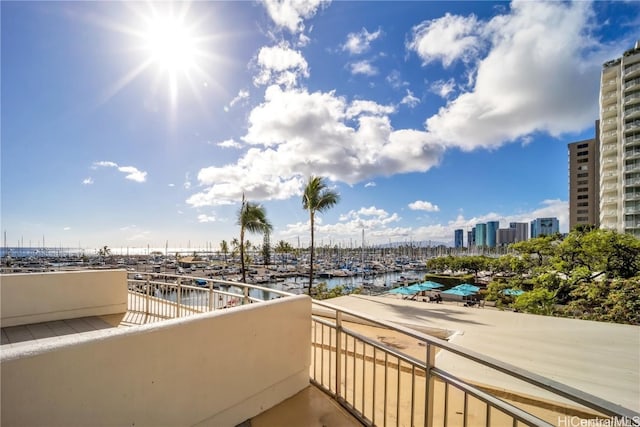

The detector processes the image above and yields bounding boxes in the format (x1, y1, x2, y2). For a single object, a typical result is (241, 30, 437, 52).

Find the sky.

(2, 0, 639, 252)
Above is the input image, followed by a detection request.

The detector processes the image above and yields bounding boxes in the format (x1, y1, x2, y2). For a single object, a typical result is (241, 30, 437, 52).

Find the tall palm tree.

(220, 240, 229, 263)
(237, 194, 272, 283)
(302, 176, 340, 295)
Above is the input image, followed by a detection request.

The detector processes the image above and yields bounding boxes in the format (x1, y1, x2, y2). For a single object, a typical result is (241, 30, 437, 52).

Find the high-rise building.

(486, 221, 499, 248)
(568, 122, 600, 230)
(531, 218, 559, 238)
(467, 228, 476, 248)
(454, 229, 464, 248)
(599, 42, 640, 238)
(475, 223, 487, 247)
(509, 222, 528, 242)
(496, 228, 516, 247)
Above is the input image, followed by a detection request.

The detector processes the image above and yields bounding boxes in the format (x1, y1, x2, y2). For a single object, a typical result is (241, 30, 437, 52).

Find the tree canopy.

(436, 228, 639, 324)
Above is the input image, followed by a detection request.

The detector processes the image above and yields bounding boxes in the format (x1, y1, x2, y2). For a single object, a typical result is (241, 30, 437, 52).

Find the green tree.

(98, 246, 111, 262)
(274, 240, 294, 266)
(219, 240, 229, 263)
(262, 231, 271, 266)
(512, 288, 556, 315)
(302, 176, 340, 295)
(237, 194, 272, 283)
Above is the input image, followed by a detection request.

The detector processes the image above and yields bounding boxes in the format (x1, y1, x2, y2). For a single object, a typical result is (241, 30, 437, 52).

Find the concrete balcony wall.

(1, 294, 311, 427)
(0, 270, 128, 327)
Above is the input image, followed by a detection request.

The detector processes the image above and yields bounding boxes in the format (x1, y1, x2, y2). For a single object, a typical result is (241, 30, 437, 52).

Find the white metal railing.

(126, 273, 292, 321)
(309, 300, 640, 427)
(126, 274, 640, 427)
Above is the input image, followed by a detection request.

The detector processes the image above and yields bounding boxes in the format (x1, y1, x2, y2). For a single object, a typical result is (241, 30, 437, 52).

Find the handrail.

(311, 298, 640, 425)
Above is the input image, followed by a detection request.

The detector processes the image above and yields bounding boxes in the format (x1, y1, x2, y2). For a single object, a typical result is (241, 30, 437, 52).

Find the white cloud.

(408, 200, 440, 212)
(430, 79, 456, 98)
(349, 60, 378, 76)
(254, 43, 309, 88)
(342, 27, 382, 55)
(184, 173, 192, 190)
(92, 161, 147, 183)
(63, 227, 71, 231)
(364, 181, 376, 188)
(218, 139, 242, 149)
(400, 89, 420, 108)
(421, 1, 608, 151)
(407, 13, 481, 67)
(346, 100, 395, 119)
(82, 177, 94, 185)
(386, 70, 408, 89)
(197, 214, 216, 223)
(263, 0, 329, 34)
(225, 89, 250, 111)
(187, 85, 445, 207)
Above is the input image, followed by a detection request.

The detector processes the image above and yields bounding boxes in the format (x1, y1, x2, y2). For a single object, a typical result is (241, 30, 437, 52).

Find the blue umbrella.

(389, 286, 416, 295)
(452, 283, 480, 292)
(442, 288, 477, 297)
(502, 288, 525, 296)
(406, 281, 443, 292)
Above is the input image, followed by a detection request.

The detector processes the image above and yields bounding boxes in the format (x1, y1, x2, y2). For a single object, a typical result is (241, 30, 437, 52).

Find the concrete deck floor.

(248, 386, 362, 427)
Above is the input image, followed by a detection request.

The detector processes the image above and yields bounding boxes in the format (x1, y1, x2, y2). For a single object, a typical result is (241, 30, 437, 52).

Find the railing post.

(243, 285, 249, 305)
(177, 278, 182, 317)
(336, 310, 343, 398)
(425, 343, 435, 427)
(208, 281, 214, 312)
(145, 275, 150, 315)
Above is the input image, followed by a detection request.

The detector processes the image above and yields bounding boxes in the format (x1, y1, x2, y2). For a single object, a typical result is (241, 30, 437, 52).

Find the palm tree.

(237, 194, 272, 283)
(220, 240, 229, 263)
(302, 176, 340, 295)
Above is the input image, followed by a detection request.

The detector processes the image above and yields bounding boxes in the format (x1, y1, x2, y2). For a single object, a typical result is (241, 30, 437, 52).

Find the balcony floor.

(0, 310, 158, 349)
(247, 385, 362, 427)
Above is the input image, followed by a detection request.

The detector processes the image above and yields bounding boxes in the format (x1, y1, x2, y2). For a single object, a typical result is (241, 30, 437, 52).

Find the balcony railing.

(126, 274, 640, 427)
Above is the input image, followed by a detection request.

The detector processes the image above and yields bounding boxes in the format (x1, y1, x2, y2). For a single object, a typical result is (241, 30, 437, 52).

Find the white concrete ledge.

(1, 294, 312, 427)
(0, 270, 127, 327)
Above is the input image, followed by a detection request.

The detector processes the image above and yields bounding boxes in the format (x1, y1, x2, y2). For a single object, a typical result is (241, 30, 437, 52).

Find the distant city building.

(475, 223, 487, 247)
(454, 229, 464, 248)
(531, 218, 560, 238)
(568, 122, 600, 230)
(496, 228, 516, 247)
(509, 222, 528, 242)
(467, 228, 476, 248)
(486, 221, 499, 248)
(599, 42, 640, 238)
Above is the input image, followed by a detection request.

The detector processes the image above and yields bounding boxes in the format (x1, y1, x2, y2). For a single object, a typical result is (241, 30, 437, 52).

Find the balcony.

(600, 118, 618, 132)
(2, 271, 639, 427)
(626, 105, 640, 120)
(602, 92, 618, 106)
(625, 78, 640, 91)
(625, 63, 640, 78)
(602, 105, 618, 119)
(624, 92, 640, 106)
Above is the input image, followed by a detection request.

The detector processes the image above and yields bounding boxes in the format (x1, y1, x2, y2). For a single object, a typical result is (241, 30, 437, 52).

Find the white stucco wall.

(1, 294, 311, 427)
(0, 270, 128, 327)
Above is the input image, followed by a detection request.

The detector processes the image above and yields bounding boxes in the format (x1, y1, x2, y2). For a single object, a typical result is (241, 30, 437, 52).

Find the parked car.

(134, 273, 144, 280)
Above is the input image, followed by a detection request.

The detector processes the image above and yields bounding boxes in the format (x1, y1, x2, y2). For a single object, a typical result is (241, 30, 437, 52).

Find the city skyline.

(2, 1, 639, 249)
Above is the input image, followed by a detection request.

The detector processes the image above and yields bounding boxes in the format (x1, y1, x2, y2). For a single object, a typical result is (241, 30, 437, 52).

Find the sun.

(142, 13, 198, 75)
(99, 1, 228, 115)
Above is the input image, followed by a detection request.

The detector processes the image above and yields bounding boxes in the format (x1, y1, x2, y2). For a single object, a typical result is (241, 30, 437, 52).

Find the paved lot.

(327, 294, 640, 413)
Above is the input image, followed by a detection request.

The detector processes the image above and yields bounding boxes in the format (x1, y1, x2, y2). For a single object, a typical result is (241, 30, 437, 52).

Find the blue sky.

(2, 1, 639, 251)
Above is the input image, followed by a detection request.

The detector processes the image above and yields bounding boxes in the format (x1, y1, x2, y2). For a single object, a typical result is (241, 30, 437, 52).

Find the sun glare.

(143, 15, 197, 74)
(99, 1, 229, 115)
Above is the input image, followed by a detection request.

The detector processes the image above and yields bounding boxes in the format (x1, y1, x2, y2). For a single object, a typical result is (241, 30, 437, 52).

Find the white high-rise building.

(599, 42, 640, 238)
